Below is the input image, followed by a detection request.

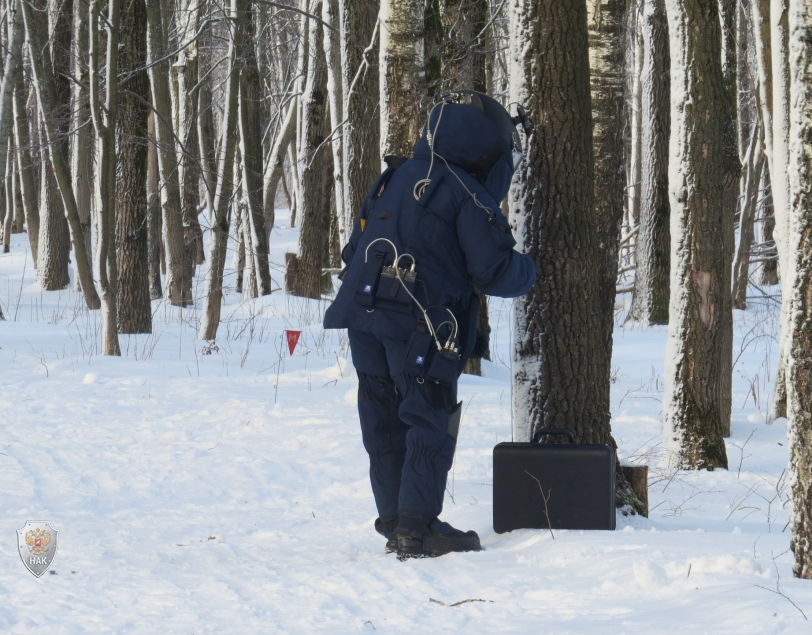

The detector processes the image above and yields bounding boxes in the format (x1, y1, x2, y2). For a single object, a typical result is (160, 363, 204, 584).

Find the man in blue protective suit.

(323, 90, 536, 559)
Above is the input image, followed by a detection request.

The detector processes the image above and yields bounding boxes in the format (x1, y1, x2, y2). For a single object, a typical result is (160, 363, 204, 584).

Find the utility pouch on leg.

(426, 348, 461, 385)
(401, 330, 433, 376)
(355, 249, 388, 307)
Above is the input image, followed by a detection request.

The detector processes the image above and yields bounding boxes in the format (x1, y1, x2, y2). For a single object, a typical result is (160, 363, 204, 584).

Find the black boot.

(395, 517, 481, 559)
(374, 518, 398, 553)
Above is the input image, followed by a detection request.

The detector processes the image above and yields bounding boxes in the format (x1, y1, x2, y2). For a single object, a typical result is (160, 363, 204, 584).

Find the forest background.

(1, 0, 812, 615)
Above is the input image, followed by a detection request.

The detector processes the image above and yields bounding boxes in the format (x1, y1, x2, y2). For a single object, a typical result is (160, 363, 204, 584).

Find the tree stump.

(621, 464, 648, 517)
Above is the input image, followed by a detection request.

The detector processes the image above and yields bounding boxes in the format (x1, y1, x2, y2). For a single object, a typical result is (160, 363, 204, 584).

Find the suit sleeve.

(457, 198, 536, 298)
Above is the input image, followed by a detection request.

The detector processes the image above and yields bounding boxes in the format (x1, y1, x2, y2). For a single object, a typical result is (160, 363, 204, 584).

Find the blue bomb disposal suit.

(324, 92, 535, 558)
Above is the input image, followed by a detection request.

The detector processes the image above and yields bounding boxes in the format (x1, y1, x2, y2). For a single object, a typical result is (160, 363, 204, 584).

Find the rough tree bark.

(14, 74, 39, 264)
(587, 0, 626, 385)
(786, 0, 812, 579)
(198, 0, 243, 340)
(508, 0, 609, 445)
(145, 0, 187, 306)
(379, 0, 426, 158)
(116, 0, 151, 334)
(662, 0, 730, 470)
(339, 0, 379, 225)
(146, 111, 163, 300)
(72, 0, 93, 292)
(772, 0, 792, 419)
(22, 0, 101, 308)
(288, 0, 330, 299)
(627, 0, 670, 325)
(239, 0, 272, 297)
(89, 0, 122, 355)
(176, 0, 204, 300)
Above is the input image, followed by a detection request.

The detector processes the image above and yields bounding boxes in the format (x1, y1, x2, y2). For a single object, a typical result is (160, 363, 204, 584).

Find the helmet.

(436, 90, 534, 170)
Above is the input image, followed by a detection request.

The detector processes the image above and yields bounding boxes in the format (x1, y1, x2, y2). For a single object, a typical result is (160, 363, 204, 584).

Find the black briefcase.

(493, 428, 616, 533)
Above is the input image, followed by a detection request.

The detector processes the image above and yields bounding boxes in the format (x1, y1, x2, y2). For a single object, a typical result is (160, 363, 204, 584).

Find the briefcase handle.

(532, 428, 576, 444)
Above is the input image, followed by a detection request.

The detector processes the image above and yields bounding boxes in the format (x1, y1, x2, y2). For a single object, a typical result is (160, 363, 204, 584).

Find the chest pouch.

(375, 254, 417, 309)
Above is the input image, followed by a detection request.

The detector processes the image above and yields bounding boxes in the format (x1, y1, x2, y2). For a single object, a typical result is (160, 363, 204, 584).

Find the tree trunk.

(379, 0, 426, 158)
(508, 0, 610, 445)
(786, 0, 812, 579)
(289, 0, 330, 299)
(626, 3, 643, 234)
(14, 74, 39, 264)
(116, 0, 151, 334)
(772, 0, 792, 419)
(22, 0, 100, 307)
(662, 0, 730, 470)
(198, 0, 243, 340)
(587, 0, 626, 387)
(239, 0, 272, 297)
(322, 0, 346, 236)
(145, 0, 187, 306)
(732, 122, 766, 310)
(89, 0, 122, 355)
(262, 98, 296, 239)
(72, 0, 93, 292)
(0, 0, 25, 216)
(339, 0, 379, 227)
(627, 0, 670, 325)
(146, 111, 163, 300)
(176, 0, 204, 301)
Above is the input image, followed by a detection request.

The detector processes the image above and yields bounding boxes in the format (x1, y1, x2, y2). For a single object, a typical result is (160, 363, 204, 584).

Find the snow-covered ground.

(1, 211, 811, 633)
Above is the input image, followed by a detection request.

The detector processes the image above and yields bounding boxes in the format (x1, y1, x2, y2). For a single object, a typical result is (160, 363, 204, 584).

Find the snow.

(1, 211, 811, 633)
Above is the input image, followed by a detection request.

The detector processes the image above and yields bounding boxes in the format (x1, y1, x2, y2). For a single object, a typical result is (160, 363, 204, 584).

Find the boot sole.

(396, 534, 482, 560)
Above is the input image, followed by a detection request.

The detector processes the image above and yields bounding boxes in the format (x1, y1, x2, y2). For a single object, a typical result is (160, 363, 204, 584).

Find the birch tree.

(587, 0, 626, 381)
(787, 0, 812, 579)
(662, 0, 730, 469)
(379, 0, 426, 158)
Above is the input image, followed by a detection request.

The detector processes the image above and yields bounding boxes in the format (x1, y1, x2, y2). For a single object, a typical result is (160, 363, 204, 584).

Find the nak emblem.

(17, 521, 59, 577)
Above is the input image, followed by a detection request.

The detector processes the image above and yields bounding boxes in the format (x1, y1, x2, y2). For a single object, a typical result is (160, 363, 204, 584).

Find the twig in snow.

(524, 470, 554, 539)
(753, 552, 808, 620)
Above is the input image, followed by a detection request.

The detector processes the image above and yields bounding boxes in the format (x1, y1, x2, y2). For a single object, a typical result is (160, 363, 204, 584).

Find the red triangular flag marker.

(285, 330, 301, 356)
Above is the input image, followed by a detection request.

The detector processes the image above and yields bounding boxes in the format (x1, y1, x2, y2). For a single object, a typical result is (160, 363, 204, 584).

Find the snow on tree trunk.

(628, 0, 670, 325)
(772, 0, 793, 419)
(509, 0, 611, 445)
(379, 0, 426, 159)
(587, 0, 626, 385)
(627, 2, 643, 236)
(322, 0, 346, 235)
(116, 0, 152, 335)
(662, 0, 730, 470)
(787, 0, 812, 579)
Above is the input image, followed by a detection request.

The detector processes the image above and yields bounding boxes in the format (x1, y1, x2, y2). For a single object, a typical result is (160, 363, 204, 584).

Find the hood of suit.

(412, 103, 515, 205)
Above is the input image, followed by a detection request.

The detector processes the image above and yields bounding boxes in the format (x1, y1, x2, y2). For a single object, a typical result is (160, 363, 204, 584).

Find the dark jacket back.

(323, 103, 535, 363)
